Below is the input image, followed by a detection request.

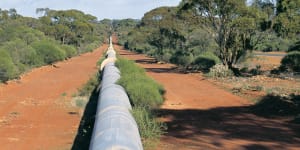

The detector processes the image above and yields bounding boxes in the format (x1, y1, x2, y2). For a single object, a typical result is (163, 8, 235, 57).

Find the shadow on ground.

(118, 48, 300, 149)
(157, 98, 300, 149)
(71, 88, 99, 150)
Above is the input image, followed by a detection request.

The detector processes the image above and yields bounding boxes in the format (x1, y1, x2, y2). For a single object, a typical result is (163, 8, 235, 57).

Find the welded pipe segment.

(100, 57, 117, 71)
(90, 107, 142, 150)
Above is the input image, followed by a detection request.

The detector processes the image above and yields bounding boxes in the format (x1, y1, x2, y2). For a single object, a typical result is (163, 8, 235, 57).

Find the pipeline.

(89, 36, 143, 150)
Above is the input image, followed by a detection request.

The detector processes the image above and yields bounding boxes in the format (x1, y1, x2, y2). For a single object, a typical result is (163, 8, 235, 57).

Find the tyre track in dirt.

(0, 45, 106, 150)
(115, 44, 300, 150)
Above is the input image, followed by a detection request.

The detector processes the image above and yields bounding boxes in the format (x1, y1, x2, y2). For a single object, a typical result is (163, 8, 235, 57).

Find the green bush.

(288, 41, 300, 52)
(192, 52, 221, 71)
(206, 64, 234, 78)
(31, 41, 66, 64)
(252, 94, 300, 116)
(0, 39, 43, 71)
(116, 58, 164, 108)
(79, 41, 100, 53)
(0, 50, 18, 82)
(280, 51, 300, 72)
(131, 106, 165, 149)
(61, 45, 77, 58)
(252, 33, 293, 52)
(170, 51, 194, 68)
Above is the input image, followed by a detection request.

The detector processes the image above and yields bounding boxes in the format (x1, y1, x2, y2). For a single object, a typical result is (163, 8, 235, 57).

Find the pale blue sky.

(0, 0, 181, 20)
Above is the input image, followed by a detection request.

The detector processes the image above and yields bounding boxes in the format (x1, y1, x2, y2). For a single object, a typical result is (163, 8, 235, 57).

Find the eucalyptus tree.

(180, 0, 260, 69)
(274, 0, 300, 38)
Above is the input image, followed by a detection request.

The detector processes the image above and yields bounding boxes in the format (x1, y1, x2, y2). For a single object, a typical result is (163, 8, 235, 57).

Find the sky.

(0, 0, 182, 20)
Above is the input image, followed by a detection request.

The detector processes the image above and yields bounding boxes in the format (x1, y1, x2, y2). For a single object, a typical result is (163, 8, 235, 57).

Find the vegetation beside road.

(115, 0, 299, 76)
(0, 8, 111, 82)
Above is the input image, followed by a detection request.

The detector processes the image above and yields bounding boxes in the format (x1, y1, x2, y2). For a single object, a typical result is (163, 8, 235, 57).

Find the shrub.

(31, 41, 66, 64)
(252, 94, 300, 116)
(249, 65, 263, 75)
(131, 106, 165, 149)
(0, 39, 43, 71)
(280, 51, 300, 72)
(22, 47, 43, 66)
(252, 33, 292, 52)
(288, 41, 300, 52)
(79, 41, 100, 53)
(170, 51, 194, 68)
(116, 58, 164, 108)
(61, 45, 77, 58)
(0, 50, 17, 82)
(192, 52, 221, 71)
(206, 64, 234, 78)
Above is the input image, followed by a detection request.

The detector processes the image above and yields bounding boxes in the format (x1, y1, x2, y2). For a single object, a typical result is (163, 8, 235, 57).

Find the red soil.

(115, 44, 300, 150)
(0, 45, 105, 150)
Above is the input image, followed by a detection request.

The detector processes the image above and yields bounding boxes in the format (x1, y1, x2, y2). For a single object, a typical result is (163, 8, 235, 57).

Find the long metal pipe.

(89, 37, 143, 150)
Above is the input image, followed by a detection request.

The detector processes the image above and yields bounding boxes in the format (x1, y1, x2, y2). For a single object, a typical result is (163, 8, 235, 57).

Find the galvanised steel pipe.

(89, 37, 143, 150)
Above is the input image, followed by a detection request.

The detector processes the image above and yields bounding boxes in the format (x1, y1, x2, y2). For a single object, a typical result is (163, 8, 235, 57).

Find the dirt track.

(115, 44, 300, 150)
(0, 45, 105, 150)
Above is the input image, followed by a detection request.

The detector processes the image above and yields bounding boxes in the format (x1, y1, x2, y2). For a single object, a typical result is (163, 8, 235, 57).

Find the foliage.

(280, 51, 300, 72)
(36, 9, 104, 47)
(78, 41, 100, 53)
(252, 94, 300, 116)
(206, 64, 234, 78)
(289, 41, 300, 52)
(181, 0, 260, 69)
(191, 52, 221, 71)
(170, 51, 193, 68)
(116, 58, 164, 108)
(61, 45, 77, 58)
(274, 0, 300, 38)
(118, 6, 219, 70)
(31, 41, 66, 64)
(0, 8, 110, 82)
(131, 106, 165, 149)
(251, 32, 293, 51)
(112, 19, 139, 45)
(0, 50, 17, 82)
(0, 39, 42, 67)
(114, 0, 298, 75)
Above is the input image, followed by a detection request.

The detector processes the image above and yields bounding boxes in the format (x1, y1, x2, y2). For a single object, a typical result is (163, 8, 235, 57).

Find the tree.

(180, 0, 259, 69)
(251, 0, 276, 30)
(0, 49, 17, 82)
(274, 0, 300, 38)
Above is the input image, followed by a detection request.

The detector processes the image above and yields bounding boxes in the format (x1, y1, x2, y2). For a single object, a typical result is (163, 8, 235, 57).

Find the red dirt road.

(0, 45, 105, 150)
(115, 44, 300, 150)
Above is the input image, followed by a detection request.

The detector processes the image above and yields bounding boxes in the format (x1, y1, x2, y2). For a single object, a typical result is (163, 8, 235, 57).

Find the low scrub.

(61, 45, 77, 58)
(206, 64, 234, 78)
(31, 41, 66, 65)
(252, 94, 300, 117)
(0, 50, 18, 82)
(280, 51, 300, 72)
(131, 106, 166, 149)
(191, 52, 221, 71)
(79, 41, 101, 53)
(116, 58, 164, 108)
